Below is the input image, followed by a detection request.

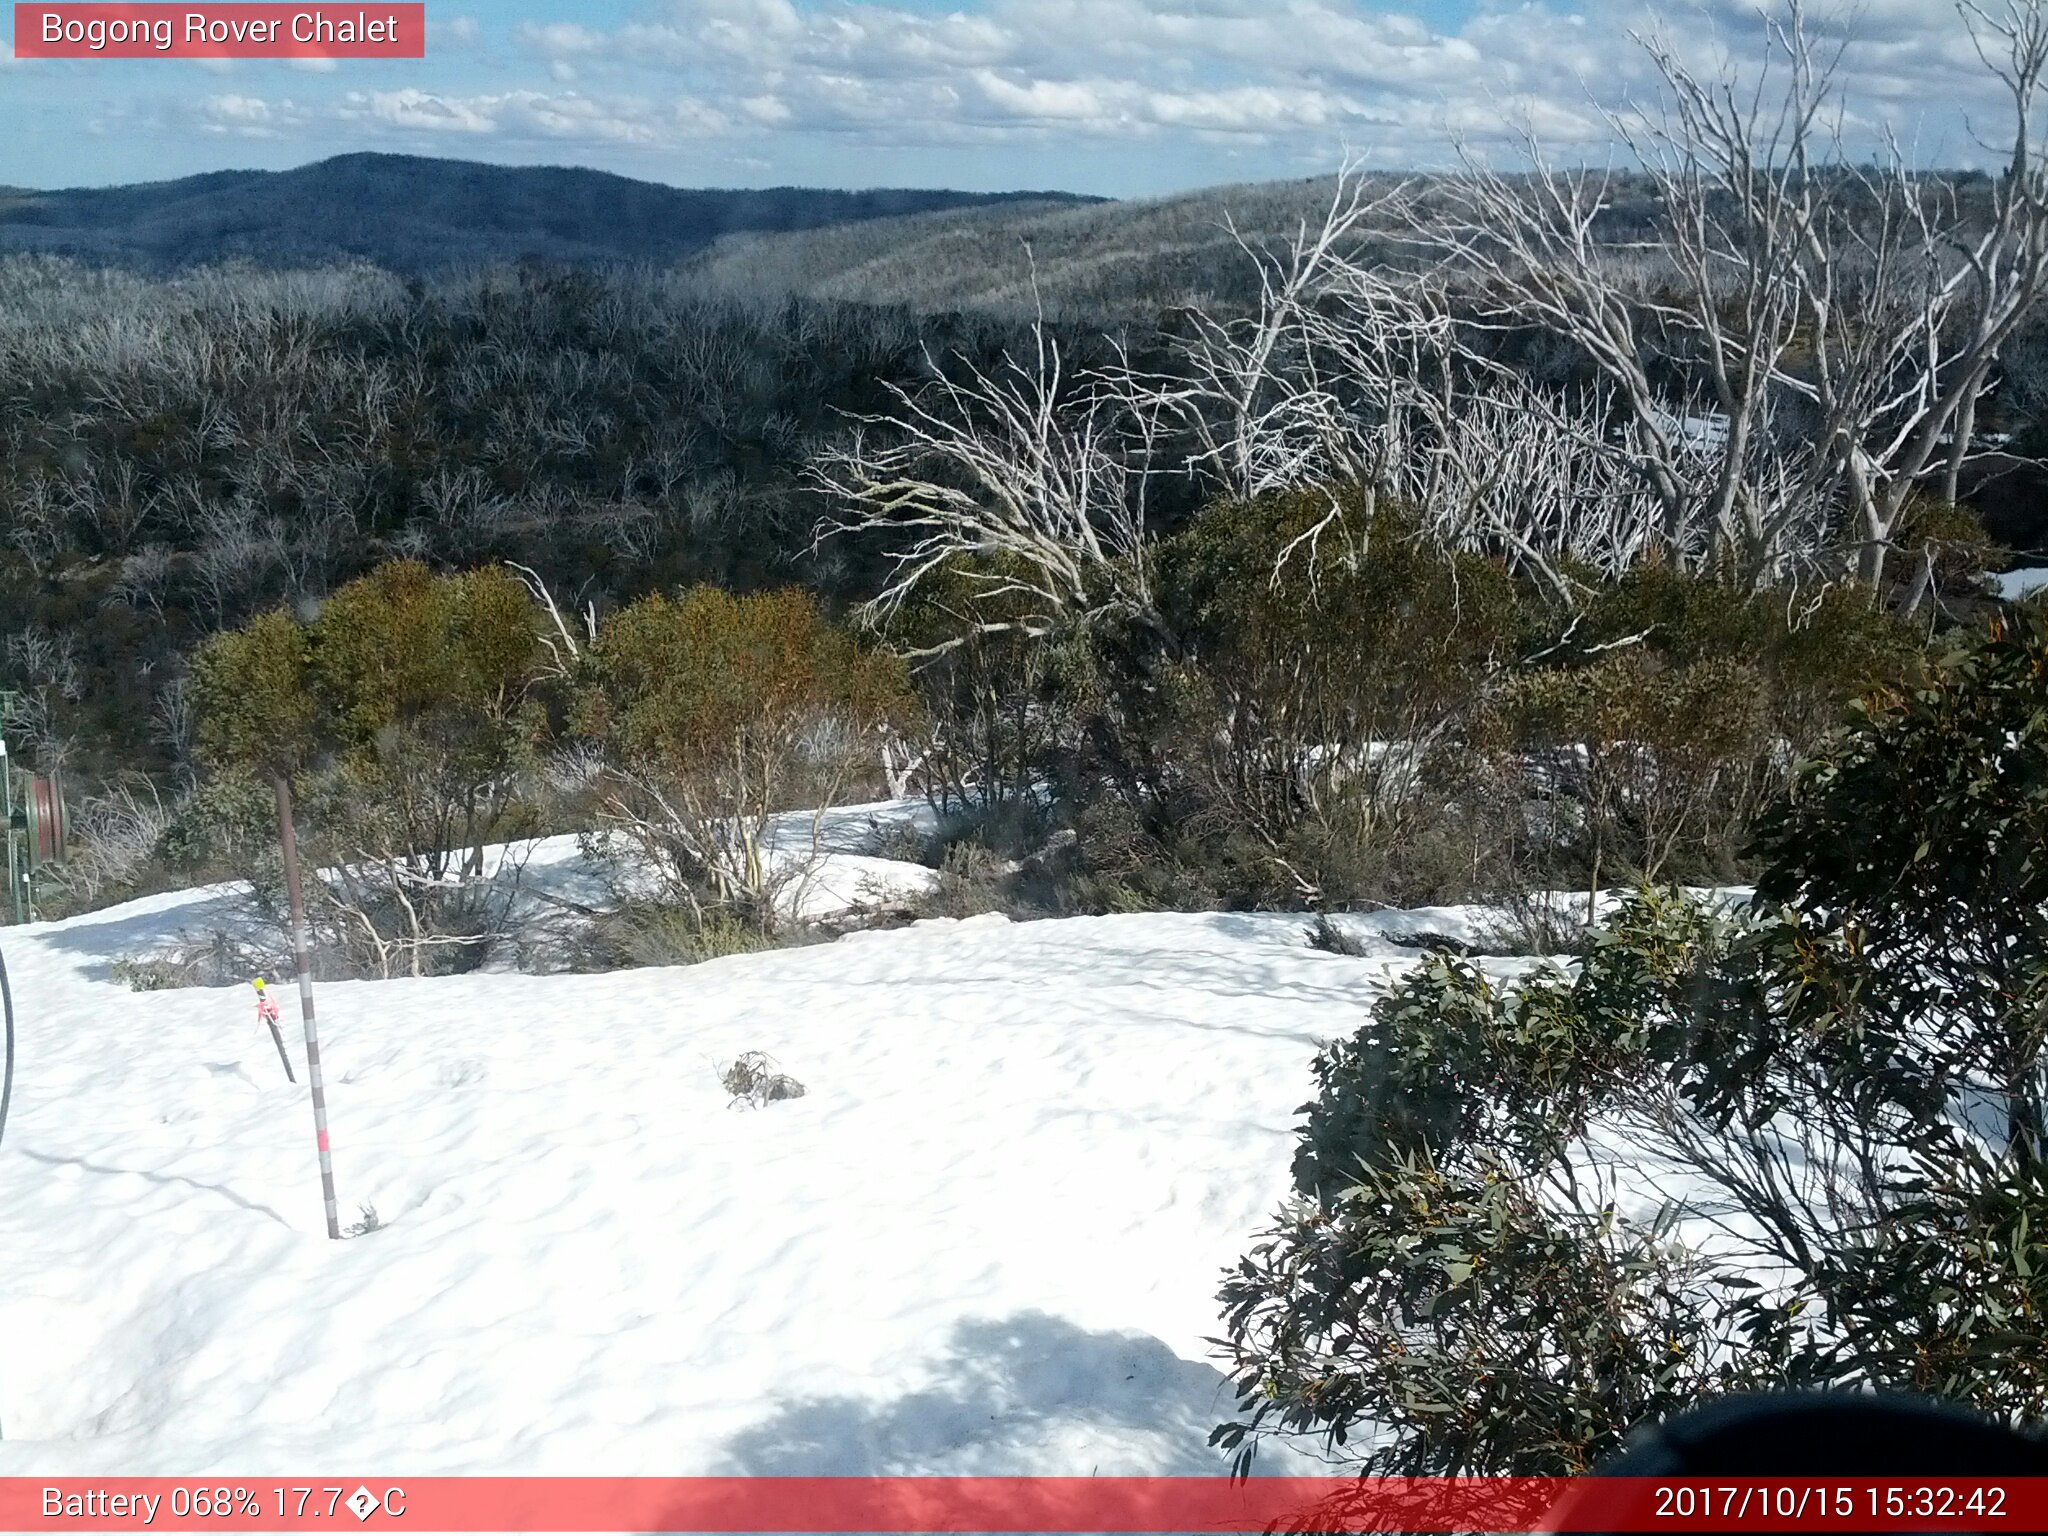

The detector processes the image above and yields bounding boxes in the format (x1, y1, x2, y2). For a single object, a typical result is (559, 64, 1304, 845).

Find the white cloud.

(206, 93, 273, 121)
(969, 71, 1119, 125)
(195, 93, 307, 138)
(514, 92, 669, 144)
(428, 14, 481, 49)
(44, 1, 2026, 184)
(466, 0, 2016, 165)
(674, 98, 733, 134)
(1143, 85, 1354, 135)
(325, 86, 712, 146)
(519, 21, 608, 57)
(342, 88, 499, 134)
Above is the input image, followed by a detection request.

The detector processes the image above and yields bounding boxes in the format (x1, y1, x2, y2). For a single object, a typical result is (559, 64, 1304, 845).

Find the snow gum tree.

(192, 610, 319, 780)
(308, 561, 546, 881)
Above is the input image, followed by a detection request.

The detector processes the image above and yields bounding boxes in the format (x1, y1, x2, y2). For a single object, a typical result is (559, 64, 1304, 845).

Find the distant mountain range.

(681, 173, 1376, 319)
(0, 153, 1103, 273)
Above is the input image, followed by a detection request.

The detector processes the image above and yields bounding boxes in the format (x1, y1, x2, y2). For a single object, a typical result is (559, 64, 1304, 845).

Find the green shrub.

(1555, 567, 1918, 752)
(916, 840, 1014, 920)
(1891, 496, 2006, 601)
(873, 553, 1084, 822)
(1216, 614, 2048, 1477)
(865, 489, 1921, 919)
(1750, 604, 2048, 1187)
(1303, 913, 1369, 956)
(1220, 908, 1737, 1477)
(191, 609, 320, 778)
(1486, 650, 1773, 893)
(1475, 572, 1921, 901)
(310, 562, 547, 865)
(111, 954, 197, 992)
(109, 928, 276, 991)
(577, 901, 786, 970)
(189, 561, 552, 977)
(156, 772, 278, 875)
(1132, 489, 1520, 908)
(576, 585, 912, 933)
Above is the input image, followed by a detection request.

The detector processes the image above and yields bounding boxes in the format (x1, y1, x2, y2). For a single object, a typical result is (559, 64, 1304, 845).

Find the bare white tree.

(312, 837, 534, 981)
(1420, 0, 2048, 587)
(110, 542, 176, 617)
(812, 312, 1156, 654)
(42, 779, 172, 904)
(1141, 167, 1420, 501)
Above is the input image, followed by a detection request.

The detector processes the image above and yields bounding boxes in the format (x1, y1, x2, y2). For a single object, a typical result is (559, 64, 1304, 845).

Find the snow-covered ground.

(391, 797, 954, 952)
(0, 811, 1531, 1478)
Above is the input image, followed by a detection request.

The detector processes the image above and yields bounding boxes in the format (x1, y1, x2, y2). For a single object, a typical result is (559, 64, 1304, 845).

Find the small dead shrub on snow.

(1303, 912, 1372, 956)
(719, 1050, 807, 1107)
(111, 953, 200, 991)
(112, 928, 278, 991)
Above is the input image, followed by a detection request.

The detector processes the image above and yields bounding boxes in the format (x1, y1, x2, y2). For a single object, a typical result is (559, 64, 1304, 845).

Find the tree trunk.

(1941, 387, 1979, 508)
(1896, 545, 1936, 620)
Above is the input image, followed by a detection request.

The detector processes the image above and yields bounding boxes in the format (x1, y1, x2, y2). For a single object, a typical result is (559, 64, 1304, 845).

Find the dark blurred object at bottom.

(1549, 1391, 2048, 1536)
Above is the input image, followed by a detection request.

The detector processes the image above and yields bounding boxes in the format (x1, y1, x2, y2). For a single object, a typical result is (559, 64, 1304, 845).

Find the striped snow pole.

(274, 774, 341, 1241)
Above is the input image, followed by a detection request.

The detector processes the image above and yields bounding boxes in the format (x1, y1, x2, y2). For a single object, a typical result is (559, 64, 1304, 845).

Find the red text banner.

(5, 1476, 2048, 1533)
(13, 5, 425, 58)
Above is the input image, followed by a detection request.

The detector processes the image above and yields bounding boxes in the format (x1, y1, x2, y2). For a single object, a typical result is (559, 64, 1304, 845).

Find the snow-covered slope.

(0, 866, 1506, 1477)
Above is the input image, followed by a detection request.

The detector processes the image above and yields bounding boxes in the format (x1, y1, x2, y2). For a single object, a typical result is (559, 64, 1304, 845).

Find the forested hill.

(0, 153, 1102, 273)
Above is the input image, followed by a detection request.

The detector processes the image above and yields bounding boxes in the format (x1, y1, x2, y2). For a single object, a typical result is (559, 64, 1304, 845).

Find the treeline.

(0, 255, 1105, 786)
(119, 502, 1916, 983)
(2, 235, 2029, 941)
(6, 157, 2045, 797)
(684, 173, 1399, 319)
(14, 0, 2048, 945)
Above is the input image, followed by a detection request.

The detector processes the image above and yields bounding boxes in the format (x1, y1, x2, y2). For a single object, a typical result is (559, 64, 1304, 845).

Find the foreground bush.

(575, 585, 911, 933)
(190, 560, 548, 977)
(1215, 611, 2048, 1476)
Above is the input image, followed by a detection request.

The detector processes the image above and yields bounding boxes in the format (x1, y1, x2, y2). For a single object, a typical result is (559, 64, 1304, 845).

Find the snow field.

(1, 864, 1487, 1477)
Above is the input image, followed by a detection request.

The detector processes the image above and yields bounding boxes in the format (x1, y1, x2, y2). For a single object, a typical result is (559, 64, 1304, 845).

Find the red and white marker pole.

(273, 774, 341, 1240)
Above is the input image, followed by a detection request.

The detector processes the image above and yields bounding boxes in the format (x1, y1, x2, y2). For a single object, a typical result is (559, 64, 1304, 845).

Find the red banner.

(5, 1477, 2048, 1532)
(12, 4, 425, 58)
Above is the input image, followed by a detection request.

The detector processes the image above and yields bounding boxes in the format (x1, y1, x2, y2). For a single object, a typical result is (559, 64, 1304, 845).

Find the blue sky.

(0, 1, 2000, 198)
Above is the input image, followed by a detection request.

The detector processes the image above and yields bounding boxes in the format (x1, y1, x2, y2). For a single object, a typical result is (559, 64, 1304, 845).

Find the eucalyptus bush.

(190, 560, 549, 977)
(1215, 612, 2048, 1476)
(574, 585, 911, 933)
